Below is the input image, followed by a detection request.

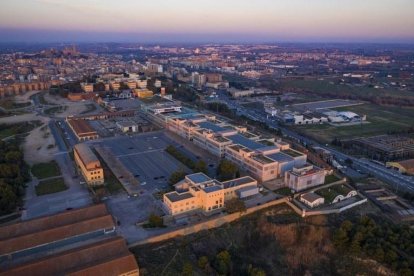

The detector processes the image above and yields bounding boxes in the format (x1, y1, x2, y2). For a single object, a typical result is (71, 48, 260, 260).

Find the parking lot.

(97, 131, 192, 193)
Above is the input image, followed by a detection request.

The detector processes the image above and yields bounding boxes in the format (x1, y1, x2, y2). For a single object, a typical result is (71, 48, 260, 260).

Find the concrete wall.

(129, 198, 287, 247)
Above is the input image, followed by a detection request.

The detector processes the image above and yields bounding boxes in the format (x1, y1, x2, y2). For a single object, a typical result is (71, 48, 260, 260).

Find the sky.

(0, 0, 413, 43)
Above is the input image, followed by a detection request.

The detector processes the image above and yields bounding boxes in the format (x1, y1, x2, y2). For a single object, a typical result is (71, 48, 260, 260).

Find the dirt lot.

(23, 122, 58, 165)
(43, 93, 102, 118)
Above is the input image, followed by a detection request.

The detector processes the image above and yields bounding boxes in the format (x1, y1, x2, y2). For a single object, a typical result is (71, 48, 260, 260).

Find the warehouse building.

(386, 159, 414, 175)
(67, 118, 99, 141)
(0, 204, 115, 265)
(74, 143, 104, 186)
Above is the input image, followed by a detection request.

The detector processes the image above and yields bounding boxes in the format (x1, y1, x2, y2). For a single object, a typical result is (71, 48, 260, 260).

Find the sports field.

(291, 104, 414, 144)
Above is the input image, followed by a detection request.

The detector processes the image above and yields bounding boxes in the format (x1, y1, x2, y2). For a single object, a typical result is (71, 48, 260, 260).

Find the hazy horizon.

(0, 0, 413, 44)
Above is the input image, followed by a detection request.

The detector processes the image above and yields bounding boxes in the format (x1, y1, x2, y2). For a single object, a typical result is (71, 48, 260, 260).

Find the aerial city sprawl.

(1, 1, 414, 275)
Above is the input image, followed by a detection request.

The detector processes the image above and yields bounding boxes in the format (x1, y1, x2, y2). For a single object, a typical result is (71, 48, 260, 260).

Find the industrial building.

(116, 121, 139, 133)
(74, 143, 104, 186)
(0, 204, 115, 265)
(0, 205, 139, 276)
(346, 135, 414, 161)
(285, 163, 326, 192)
(163, 173, 258, 216)
(386, 159, 414, 175)
(66, 118, 99, 141)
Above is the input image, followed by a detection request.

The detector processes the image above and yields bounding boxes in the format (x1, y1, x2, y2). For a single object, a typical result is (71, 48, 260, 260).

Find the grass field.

(0, 121, 42, 140)
(291, 104, 414, 144)
(325, 174, 341, 184)
(35, 177, 68, 196)
(0, 99, 31, 110)
(281, 79, 414, 99)
(31, 161, 61, 179)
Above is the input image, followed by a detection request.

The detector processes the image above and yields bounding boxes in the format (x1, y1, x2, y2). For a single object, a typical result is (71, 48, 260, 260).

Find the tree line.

(333, 216, 414, 275)
(0, 140, 30, 215)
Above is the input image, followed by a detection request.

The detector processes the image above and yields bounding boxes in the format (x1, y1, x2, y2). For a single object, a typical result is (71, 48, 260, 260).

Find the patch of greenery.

(216, 159, 240, 181)
(0, 140, 31, 215)
(325, 174, 340, 184)
(143, 213, 165, 228)
(31, 161, 61, 179)
(35, 177, 67, 196)
(0, 100, 31, 110)
(333, 216, 414, 275)
(0, 121, 42, 140)
(166, 145, 207, 174)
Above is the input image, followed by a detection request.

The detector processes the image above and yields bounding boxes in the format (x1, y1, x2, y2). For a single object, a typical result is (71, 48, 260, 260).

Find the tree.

(333, 228, 349, 249)
(225, 198, 246, 214)
(247, 265, 266, 276)
(147, 213, 164, 228)
(182, 262, 193, 276)
(198, 256, 209, 270)
(194, 160, 208, 174)
(169, 170, 186, 185)
(217, 159, 239, 181)
(0, 182, 17, 214)
(214, 250, 231, 275)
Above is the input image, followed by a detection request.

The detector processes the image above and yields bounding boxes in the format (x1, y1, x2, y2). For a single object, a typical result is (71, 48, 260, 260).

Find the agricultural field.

(291, 104, 414, 144)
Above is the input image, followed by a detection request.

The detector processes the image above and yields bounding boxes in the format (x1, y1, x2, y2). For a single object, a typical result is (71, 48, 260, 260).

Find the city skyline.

(0, 0, 413, 43)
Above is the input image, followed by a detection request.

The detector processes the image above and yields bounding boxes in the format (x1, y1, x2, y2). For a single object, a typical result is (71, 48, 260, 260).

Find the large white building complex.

(166, 115, 307, 182)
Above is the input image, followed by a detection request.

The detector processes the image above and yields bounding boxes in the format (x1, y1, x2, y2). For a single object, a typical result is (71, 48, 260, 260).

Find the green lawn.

(35, 177, 68, 196)
(324, 174, 341, 184)
(316, 187, 339, 203)
(274, 187, 293, 196)
(291, 104, 414, 144)
(0, 121, 42, 140)
(31, 161, 61, 179)
(0, 99, 31, 110)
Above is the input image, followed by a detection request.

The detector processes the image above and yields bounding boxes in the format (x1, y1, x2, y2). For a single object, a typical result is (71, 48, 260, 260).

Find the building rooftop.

(282, 149, 304, 158)
(301, 192, 324, 203)
(251, 154, 276, 164)
(267, 152, 294, 163)
(186, 173, 212, 184)
(203, 185, 222, 193)
(74, 144, 101, 170)
(227, 134, 265, 150)
(67, 119, 97, 136)
(165, 192, 194, 202)
(0, 204, 114, 257)
(197, 121, 226, 132)
(222, 176, 257, 189)
(0, 237, 138, 276)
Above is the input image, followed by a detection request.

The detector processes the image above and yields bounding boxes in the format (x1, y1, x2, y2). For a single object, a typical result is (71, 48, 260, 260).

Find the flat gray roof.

(203, 186, 222, 193)
(165, 192, 194, 202)
(267, 152, 294, 163)
(222, 176, 256, 189)
(227, 134, 265, 150)
(186, 173, 211, 184)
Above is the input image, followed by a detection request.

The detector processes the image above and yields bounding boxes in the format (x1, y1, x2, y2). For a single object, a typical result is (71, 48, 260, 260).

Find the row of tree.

(0, 140, 30, 215)
(333, 216, 414, 275)
(181, 250, 266, 276)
